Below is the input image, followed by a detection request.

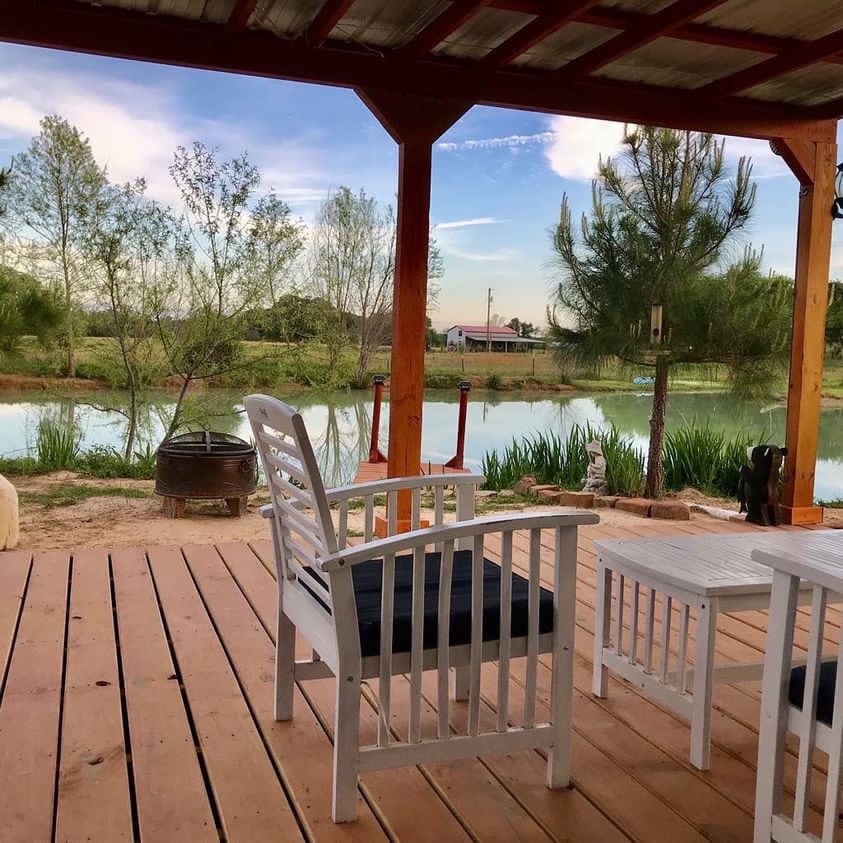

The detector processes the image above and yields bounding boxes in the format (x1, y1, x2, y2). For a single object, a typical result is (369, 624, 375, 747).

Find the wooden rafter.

(306, 0, 356, 48)
(554, 0, 728, 79)
(0, 0, 837, 141)
(478, 0, 599, 70)
(227, 0, 258, 31)
(399, 0, 490, 60)
(488, 1, 843, 68)
(703, 27, 843, 96)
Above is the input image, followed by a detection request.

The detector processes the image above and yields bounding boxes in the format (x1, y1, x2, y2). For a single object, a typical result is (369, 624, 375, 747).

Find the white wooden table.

(592, 529, 842, 770)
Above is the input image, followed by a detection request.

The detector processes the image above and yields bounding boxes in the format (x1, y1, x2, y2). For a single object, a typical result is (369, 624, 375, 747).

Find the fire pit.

(155, 431, 257, 518)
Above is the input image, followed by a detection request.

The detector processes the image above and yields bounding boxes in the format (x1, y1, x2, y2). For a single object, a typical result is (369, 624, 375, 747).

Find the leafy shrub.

(485, 373, 502, 390)
(35, 418, 81, 470)
(0, 456, 49, 476)
(76, 444, 156, 480)
(424, 372, 464, 389)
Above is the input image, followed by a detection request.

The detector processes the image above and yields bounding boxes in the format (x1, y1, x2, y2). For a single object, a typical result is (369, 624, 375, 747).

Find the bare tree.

(311, 187, 395, 387)
(86, 180, 176, 456)
(9, 115, 107, 376)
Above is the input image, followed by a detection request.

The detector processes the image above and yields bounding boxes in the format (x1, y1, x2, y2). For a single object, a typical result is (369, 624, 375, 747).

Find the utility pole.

(486, 287, 493, 352)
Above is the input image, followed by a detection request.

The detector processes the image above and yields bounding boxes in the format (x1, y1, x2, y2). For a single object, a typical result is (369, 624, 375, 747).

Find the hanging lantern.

(650, 304, 663, 345)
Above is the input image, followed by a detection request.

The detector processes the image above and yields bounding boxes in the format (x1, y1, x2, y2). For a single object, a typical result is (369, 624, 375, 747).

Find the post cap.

(373, 375, 386, 385)
(459, 380, 471, 391)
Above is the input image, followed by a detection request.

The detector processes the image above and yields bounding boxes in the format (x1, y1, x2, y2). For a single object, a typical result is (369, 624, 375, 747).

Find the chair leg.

(274, 609, 296, 721)
(451, 666, 470, 701)
(332, 675, 361, 823)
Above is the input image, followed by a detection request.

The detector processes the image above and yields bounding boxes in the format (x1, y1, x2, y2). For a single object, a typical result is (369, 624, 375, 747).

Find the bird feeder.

(650, 304, 664, 345)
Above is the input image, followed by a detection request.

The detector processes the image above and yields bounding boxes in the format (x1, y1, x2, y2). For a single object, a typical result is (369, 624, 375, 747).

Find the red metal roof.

(450, 324, 518, 335)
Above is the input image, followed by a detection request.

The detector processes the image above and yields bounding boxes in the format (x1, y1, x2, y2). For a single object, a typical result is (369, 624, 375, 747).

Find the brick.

(529, 484, 559, 496)
(557, 491, 594, 508)
(615, 497, 652, 517)
(650, 500, 691, 521)
(537, 489, 564, 503)
(595, 495, 619, 508)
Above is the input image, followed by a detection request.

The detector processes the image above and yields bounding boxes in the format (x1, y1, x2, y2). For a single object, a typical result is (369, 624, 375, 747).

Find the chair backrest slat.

(437, 540, 455, 740)
(614, 573, 625, 658)
(644, 587, 656, 674)
(523, 528, 542, 729)
(468, 534, 484, 736)
(496, 530, 513, 732)
(377, 552, 396, 748)
(660, 594, 673, 683)
(409, 545, 426, 744)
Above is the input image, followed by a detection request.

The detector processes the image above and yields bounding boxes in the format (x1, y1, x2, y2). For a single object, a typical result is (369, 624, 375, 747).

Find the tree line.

(0, 115, 440, 448)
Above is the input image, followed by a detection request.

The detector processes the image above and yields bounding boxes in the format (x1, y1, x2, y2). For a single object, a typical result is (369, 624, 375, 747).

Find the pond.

(0, 388, 841, 501)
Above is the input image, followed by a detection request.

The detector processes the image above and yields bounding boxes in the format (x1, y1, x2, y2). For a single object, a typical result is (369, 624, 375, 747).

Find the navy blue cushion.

(338, 549, 555, 659)
(789, 661, 837, 727)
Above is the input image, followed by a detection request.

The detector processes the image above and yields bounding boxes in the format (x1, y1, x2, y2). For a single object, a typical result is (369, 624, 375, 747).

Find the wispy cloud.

(440, 244, 518, 262)
(438, 116, 791, 182)
(0, 63, 340, 212)
(435, 217, 503, 230)
(438, 132, 555, 152)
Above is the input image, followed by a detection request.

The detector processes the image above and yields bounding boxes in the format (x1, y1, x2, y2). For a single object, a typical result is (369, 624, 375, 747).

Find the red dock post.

(368, 375, 388, 463)
(445, 380, 471, 469)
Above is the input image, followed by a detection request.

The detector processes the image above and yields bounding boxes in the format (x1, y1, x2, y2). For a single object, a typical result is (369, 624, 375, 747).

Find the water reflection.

(0, 389, 841, 500)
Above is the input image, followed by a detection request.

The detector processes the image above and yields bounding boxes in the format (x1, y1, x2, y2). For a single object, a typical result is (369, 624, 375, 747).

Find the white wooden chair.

(753, 536, 843, 843)
(245, 393, 598, 822)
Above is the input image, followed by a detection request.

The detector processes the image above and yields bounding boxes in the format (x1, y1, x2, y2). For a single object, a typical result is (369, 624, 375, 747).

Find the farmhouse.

(445, 324, 545, 352)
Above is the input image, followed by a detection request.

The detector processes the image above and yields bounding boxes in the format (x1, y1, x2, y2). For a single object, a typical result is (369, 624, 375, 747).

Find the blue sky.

(1, 41, 841, 329)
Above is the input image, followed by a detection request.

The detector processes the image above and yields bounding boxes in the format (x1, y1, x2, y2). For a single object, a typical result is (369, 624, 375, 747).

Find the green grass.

(18, 484, 151, 509)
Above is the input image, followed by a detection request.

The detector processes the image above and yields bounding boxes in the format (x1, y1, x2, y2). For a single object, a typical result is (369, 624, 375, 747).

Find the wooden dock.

(0, 518, 837, 841)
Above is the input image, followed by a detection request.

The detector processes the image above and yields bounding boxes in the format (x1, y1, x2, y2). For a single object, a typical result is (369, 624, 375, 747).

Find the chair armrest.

(323, 472, 485, 504)
(319, 510, 598, 571)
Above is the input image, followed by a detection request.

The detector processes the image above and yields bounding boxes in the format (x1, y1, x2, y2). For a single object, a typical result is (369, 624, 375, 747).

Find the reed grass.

(35, 418, 81, 470)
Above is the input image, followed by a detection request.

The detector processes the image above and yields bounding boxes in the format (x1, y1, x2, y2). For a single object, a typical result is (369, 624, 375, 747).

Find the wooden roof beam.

(703, 27, 843, 96)
(306, 0, 356, 47)
(555, 0, 728, 78)
(1, 0, 836, 142)
(478, 0, 599, 70)
(399, 0, 491, 60)
(227, 0, 258, 31)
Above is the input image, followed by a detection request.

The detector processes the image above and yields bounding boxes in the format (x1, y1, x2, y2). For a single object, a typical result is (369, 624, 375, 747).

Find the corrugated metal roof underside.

(74, 0, 843, 111)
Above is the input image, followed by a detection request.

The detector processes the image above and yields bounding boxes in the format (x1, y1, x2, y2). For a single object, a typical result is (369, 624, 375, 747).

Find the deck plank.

(0, 550, 31, 694)
(234, 540, 474, 842)
(0, 550, 70, 843)
(146, 545, 304, 843)
(56, 548, 133, 842)
(111, 547, 217, 843)
(186, 541, 387, 841)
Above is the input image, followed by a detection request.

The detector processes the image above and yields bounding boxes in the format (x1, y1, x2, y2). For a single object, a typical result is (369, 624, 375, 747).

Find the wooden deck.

(0, 517, 834, 842)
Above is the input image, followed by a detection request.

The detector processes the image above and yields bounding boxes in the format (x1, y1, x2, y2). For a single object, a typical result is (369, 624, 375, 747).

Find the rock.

(595, 495, 619, 508)
(497, 490, 517, 498)
(615, 497, 652, 517)
(650, 500, 691, 521)
(557, 491, 595, 508)
(537, 488, 564, 503)
(513, 475, 537, 495)
(529, 484, 559, 496)
(475, 490, 497, 499)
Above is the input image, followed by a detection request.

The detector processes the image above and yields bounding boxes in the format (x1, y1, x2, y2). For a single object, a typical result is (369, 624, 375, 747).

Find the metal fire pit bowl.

(155, 431, 257, 518)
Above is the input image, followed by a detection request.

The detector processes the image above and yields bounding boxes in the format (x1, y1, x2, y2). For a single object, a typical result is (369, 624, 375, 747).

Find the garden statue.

(0, 473, 19, 550)
(737, 444, 787, 526)
(582, 440, 609, 496)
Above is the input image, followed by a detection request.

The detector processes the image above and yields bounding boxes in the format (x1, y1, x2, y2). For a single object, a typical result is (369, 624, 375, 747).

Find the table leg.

(690, 597, 718, 770)
(593, 563, 612, 697)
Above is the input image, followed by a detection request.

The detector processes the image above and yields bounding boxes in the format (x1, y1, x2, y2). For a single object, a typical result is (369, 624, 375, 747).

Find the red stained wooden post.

(446, 381, 472, 470)
(774, 135, 838, 525)
(368, 375, 387, 463)
(357, 88, 470, 528)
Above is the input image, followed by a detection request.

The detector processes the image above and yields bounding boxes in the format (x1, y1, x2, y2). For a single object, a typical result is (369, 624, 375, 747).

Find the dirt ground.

(6, 473, 840, 551)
